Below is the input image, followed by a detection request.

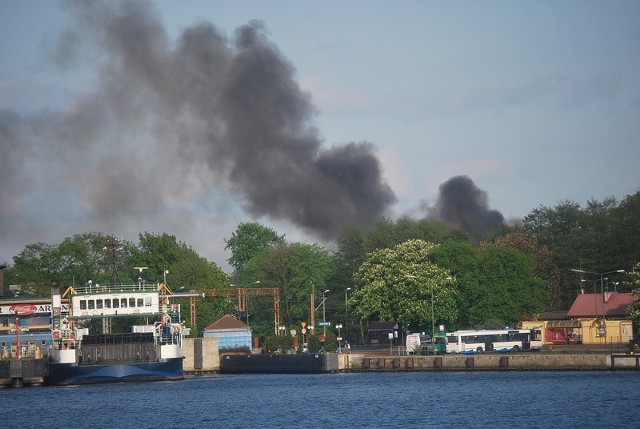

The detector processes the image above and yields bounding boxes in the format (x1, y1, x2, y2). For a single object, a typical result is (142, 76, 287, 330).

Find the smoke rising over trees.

(0, 1, 395, 253)
(429, 175, 505, 242)
(2, 1, 509, 265)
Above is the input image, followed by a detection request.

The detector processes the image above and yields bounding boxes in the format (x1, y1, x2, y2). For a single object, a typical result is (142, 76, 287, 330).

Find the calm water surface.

(2, 371, 639, 428)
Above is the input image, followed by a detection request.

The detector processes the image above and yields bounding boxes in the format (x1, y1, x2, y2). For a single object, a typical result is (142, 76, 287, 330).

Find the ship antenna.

(105, 237, 122, 284)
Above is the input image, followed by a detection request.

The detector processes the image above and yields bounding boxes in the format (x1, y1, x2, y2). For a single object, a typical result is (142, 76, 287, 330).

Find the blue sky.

(1, 1, 639, 270)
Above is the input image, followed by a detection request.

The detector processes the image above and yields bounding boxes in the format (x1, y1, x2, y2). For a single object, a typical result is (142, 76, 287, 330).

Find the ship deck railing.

(157, 333, 182, 346)
(73, 282, 162, 294)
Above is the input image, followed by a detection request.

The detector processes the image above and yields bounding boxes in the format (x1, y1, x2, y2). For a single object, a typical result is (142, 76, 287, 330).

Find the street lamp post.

(322, 289, 329, 337)
(431, 282, 435, 339)
(345, 287, 351, 341)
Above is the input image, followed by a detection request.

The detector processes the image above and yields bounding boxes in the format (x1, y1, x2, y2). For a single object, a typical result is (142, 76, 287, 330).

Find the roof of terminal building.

(567, 293, 637, 318)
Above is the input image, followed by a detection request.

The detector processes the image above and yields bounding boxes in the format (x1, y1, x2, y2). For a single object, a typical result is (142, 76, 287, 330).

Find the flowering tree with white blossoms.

(350, 239, 459, 334)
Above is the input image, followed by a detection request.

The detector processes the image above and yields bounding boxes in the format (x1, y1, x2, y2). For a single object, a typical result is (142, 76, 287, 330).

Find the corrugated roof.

(204, 314, 250, 331)
(567, 293, 637, 318)
(546, 320, 582, 328)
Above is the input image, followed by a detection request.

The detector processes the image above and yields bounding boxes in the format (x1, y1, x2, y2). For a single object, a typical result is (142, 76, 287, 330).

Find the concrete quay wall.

(183, 337, 219, 373)
(343, 353, 635, 371)
(182, 347, 640, 374)
(0, 358, 49, 387)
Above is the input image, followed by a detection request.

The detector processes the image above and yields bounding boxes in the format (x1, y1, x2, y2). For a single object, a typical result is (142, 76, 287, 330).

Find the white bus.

(446, 328, 543, 354)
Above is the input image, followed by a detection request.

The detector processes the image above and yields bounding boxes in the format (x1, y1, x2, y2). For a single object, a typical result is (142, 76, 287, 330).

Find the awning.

(546, 320, 581, 328)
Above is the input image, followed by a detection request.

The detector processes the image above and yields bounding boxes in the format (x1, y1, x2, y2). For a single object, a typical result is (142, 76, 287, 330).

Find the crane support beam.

(190, 287, 280, 334)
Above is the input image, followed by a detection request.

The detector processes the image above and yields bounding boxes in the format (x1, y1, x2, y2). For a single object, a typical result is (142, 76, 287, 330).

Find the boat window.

(121, 298, 127, 308)
(112, 299, 119, 308)
(96, 299, 103, 309)
(137, 298, 143, 307)
(130, 298, 136, 307)
(104, 299, 111, 308)
(144, 297, 152, 306)
(80, 300, 87, 310)
(87, 300, 95, 310)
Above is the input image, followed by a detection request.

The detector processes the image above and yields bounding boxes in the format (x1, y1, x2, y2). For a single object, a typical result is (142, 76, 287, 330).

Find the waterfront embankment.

(4, 337, 639, 387)
(338, 352, 640, 371)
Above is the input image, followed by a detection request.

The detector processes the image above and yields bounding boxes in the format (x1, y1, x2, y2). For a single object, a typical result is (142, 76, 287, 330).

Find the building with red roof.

(567, 292, 637, 319)
(203, 314, 252, 353)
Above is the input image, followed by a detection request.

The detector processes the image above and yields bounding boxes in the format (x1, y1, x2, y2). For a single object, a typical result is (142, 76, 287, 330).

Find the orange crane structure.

(188, 287, 281, 334)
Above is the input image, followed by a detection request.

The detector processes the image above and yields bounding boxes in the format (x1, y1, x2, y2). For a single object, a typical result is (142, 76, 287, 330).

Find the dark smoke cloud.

(1, 0, 395, 257)
(429, 175, 505, 241)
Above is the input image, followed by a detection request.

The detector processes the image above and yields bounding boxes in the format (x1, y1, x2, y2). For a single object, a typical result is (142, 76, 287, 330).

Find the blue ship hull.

(48, 358, 184, 385)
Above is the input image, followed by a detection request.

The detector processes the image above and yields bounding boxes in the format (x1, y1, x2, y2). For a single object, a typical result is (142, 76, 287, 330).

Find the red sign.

(9, 304, 37, 316)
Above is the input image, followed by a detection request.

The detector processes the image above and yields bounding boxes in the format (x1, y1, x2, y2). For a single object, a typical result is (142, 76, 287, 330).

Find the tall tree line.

(4, 190, 639, 336)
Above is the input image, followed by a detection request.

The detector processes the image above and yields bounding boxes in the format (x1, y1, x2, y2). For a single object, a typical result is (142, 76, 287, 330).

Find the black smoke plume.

(430, 175, 505, 241)
(0, 0, 395, 253)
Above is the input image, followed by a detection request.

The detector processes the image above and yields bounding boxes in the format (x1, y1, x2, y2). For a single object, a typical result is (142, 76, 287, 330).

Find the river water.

(2, 371, 639, 428)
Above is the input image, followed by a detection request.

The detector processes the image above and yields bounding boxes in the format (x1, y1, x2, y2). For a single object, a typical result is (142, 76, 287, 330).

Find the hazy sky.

(1, 1, 639, 270)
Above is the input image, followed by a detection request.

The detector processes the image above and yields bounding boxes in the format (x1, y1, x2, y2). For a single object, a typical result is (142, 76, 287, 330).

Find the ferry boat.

(48, 280, 186, 385)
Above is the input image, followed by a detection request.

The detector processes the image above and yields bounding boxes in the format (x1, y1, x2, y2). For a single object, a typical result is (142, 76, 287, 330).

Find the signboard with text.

(0, 303, 69, 315)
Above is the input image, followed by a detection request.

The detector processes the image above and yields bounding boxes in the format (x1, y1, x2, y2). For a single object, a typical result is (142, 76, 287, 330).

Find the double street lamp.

(322, 289, 330, 337)
(336, 324, 343, 353)
(571, 269, 625, 333)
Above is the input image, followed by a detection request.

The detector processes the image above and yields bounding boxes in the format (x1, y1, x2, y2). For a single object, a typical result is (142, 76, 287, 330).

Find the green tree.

(331, 227, 366, 304)
(132, 232, 227, 291)
(523, 193, 640, 307)
(128, 232, 228, 336)
(612, 192, 640, 274)
(351, 239, 459, 335)
(428, 240, 480, 329)
(482, 229, 561, 309)
(362, 217, 469, 254)
(469, 247, 547, 327)
(244, 242, 335, 333)
(625, 263, 640, 326)
(524, 200, 586, 269)
(224, 222, 285, 273)
(307, 334, 322, 353)
(5, 233, 133, 296)
(5, 242, 58, 297)
(429, 240, 548, 328)
(583, 197, 621, 273)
